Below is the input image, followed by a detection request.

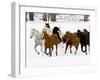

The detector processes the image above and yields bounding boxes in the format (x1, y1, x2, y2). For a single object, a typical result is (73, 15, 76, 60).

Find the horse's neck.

(43, 28, 52, 36)
(44, 33, 50, 41)
(34, 31, 42, 39)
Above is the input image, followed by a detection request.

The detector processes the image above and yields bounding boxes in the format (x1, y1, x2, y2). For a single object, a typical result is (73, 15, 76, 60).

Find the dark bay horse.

(77, 29, 90, 54)
(83, 29, 90, 48)
(64, 31, 80, 54)
(43, 31, 60, 57)
(53, 27, 62, 42)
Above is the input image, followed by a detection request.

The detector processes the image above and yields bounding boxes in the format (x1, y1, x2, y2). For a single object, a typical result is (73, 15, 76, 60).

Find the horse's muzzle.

(30, 36, 32, 39)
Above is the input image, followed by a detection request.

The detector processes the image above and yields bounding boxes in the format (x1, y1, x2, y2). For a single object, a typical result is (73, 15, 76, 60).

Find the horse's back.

(67, 32, 80, 45)
(51, 35, 60, 44)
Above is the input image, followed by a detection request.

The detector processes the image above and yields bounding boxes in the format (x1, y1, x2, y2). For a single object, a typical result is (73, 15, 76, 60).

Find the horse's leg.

(51, 47, 54, 52)
(70, 45, 72, 54)
(34, 44, 40, 55)
(40, 43, 43, 52)
(41, 40, 44, 52)
(49, 48, 52, 57)
(85, 45, 87, 55)
(75, 44, 79, 55)
(81, 45, 83, 52)
(65, 44, 68, 54)
(82, 45, 87, 54)
(88, 45, 90, 51)
(56, 45, 58, 56)
(45, 47, 48, 55)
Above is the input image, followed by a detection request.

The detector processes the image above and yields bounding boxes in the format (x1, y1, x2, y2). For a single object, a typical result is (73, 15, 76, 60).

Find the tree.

(84, 15, 89, 22)
(29, 12, 34, 21)
(51, 14, 56, 21)
(43, 13, 47, 21)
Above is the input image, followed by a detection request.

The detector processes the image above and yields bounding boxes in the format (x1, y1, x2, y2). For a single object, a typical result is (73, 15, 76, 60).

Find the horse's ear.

(77, 29, 81, 32)
(83, 29, 88, 32)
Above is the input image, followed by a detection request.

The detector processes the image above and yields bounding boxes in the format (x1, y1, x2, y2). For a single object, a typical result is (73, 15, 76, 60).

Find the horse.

(53, 26, 62, 42)
(83, 29, 90, 49)
(77, 29, 90, 54)
(42, 31, 60, 57)
(30, 28, 43, 55)
(42, 23, 52, 36)
(64, 31, 80, 54)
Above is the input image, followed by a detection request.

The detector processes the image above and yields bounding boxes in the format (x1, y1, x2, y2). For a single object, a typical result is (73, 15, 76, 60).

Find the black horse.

(53, 27, 62, 42)
(77, 29, 90, 54)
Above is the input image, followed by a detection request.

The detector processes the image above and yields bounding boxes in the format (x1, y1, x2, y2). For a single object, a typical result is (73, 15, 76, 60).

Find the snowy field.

(26, 21, 90, 67)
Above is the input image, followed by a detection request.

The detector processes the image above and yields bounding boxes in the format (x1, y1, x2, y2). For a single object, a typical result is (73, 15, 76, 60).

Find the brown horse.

(43, 31, 60, 57)
(65, 31, 80, 54)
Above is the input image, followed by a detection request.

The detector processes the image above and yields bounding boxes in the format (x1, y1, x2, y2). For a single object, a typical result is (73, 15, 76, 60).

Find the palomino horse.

(30, 28, 43, 55)
(43, 31, 60, 57)
(65, 31, 80, 54)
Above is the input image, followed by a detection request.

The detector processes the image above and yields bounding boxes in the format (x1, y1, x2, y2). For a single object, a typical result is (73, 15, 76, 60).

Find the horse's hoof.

(38, 53, 40, 55)
(49, 55, 52, 57)
(56, 53, 58, 56)
(45, 53, 49, 55)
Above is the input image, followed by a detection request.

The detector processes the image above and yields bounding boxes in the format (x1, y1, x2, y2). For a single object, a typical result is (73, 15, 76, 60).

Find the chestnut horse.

(65, 31, 80, 54)
(43, 31, 60, 57)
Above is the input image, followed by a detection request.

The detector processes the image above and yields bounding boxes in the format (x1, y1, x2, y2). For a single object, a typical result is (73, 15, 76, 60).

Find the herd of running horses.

(30, 23, 90, 57)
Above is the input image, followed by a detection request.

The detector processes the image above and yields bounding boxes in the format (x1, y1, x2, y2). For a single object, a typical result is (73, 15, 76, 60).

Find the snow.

(26, 21, 90, 67)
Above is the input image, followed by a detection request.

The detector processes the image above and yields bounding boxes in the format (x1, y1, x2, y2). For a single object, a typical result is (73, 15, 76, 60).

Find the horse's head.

(77, 29, 81, 33)
(77, 29, 82, 38)
(83, 29, 88, 33)
(53, 26, 60, 32)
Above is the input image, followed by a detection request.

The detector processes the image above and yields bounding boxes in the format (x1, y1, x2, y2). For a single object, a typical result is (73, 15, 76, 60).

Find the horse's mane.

(32, 28, 41, 34)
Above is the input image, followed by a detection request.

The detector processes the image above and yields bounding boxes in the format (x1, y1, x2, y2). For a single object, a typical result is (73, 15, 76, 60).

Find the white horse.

(30, 28, 43, 55)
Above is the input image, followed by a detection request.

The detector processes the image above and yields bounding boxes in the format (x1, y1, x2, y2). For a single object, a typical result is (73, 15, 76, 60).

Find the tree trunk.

(51, 14, 56, 21)
(25, 12, 27, 22)
(43, 13, 47, 21)
(84, 15, 89, 22)
(29, 12, 34, 21)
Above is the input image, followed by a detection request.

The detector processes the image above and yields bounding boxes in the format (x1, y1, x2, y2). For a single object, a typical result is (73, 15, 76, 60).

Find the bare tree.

(51, 13, 56, 21)
(43, 13, 47, 21)
(29, 12, 34, 21)
(84, 15, 89, 22)
(25, 12, 27, 22)
(47, 13, 50, 21)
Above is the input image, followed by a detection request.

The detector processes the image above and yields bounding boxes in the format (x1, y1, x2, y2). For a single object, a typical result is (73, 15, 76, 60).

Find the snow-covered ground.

(26, 21, 90, 67)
